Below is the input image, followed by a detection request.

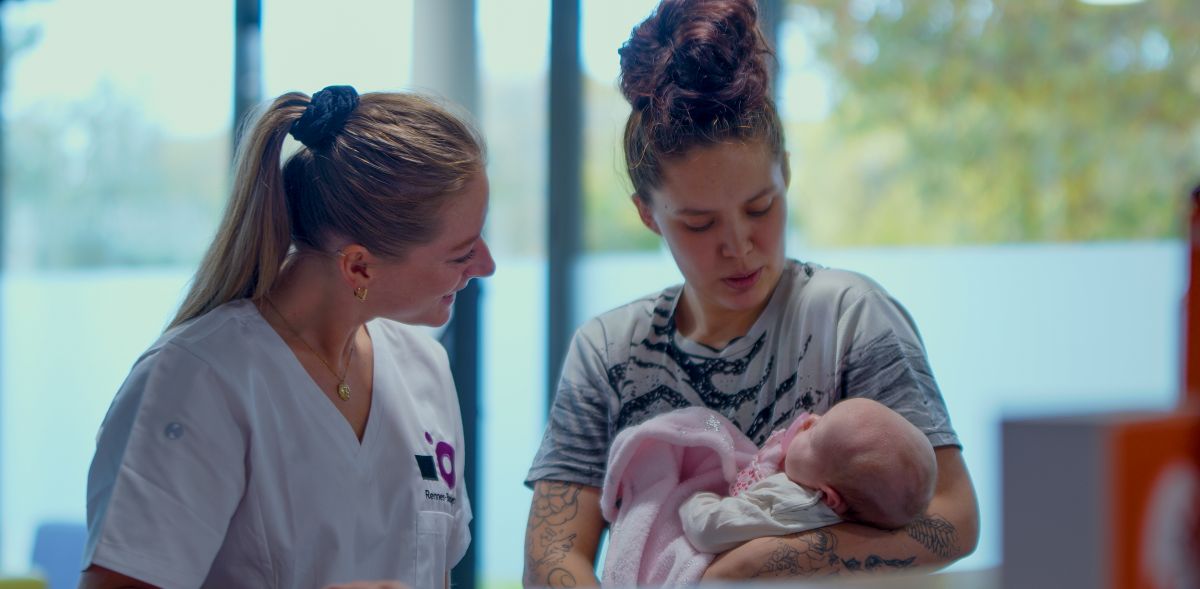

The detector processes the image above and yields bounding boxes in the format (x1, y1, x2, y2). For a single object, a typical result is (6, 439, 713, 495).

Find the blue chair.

(30, 522, 86, 589)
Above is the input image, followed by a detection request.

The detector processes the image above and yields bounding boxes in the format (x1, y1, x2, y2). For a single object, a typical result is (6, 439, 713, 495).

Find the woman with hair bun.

(81, 86, 495, 589)
(523, 0, 979, 584)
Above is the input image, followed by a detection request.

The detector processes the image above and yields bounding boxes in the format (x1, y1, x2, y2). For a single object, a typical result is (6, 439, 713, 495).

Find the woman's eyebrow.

(449, 233, 479, 252)
(743, 187, 776, 204)
(676, 187, 776, 215)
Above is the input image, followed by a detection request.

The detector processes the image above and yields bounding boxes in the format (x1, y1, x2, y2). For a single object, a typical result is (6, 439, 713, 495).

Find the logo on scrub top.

(413, 432, 456, 490)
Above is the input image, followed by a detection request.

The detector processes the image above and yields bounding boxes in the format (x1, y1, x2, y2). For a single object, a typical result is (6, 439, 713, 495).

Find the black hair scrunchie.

(290, 85, 360, 150)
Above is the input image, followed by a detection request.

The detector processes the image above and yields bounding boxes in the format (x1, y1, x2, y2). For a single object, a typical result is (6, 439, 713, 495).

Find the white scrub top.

(84, 300, 471, 589)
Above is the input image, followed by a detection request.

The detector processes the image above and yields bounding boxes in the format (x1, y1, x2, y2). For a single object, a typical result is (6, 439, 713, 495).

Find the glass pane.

(6, 3, 231, 269)
(261, 0, 414, 96)
(476, 0, 550, 586)
(781, 0, 1198, 247)
(572, 0, 1187, 576)
(777, 0, 1191, 571)
(576, 0, 678, 328)
(581, 0, 662, 255)
(2, 0, 233, 572)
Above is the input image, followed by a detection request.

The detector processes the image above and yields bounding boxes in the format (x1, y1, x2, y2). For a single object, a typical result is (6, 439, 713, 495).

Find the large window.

(781, 0, 1197, 247)
(576, 0, 681, 320)
(573, 0, 1190, 574)
(261, 0, 414, 97)
(774, 0, 1191, 569)
(0, 0, 1190, 584)
(581, 0, 661, 254)
(475, 1, 550, 586)
(1, 0, 418, 578)
(2, 0, 233, 571)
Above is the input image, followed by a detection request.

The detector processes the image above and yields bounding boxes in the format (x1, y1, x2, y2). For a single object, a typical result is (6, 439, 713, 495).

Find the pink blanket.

(599, 407, 759, 586)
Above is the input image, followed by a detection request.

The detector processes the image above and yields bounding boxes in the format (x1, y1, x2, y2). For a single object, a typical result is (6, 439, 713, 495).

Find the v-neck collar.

(252, 303, 381, 458)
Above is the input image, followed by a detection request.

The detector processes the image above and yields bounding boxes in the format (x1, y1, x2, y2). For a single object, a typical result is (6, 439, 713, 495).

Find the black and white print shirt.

(526, 259, 960, 489)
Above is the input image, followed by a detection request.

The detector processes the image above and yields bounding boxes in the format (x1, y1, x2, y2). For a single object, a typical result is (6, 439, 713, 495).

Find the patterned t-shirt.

(526, 259, 960, 489)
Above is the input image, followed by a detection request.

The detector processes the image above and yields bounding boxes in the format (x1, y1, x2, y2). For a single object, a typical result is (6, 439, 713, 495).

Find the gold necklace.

(263, 298, 354, 401)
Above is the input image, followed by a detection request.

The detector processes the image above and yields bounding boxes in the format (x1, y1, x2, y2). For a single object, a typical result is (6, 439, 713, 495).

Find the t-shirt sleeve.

(835, 289, 961, 449)
(525, 321, 615, 489)
(84, 343, 247, 589)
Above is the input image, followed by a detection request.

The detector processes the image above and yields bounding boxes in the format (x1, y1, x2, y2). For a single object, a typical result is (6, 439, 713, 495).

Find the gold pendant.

(337, 382, 352, 401)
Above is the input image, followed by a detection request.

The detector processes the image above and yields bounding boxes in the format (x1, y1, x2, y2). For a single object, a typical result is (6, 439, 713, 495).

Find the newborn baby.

(680, 398, 937, 553)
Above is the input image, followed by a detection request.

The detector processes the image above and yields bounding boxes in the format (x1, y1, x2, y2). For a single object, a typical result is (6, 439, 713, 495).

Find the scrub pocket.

(417, 510, 454, 588)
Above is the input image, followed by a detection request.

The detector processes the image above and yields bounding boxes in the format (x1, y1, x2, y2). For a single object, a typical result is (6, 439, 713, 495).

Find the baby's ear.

(821, 486, 848, 515)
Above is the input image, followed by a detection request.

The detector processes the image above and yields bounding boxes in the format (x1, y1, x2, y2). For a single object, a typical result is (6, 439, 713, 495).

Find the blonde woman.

(81, 86, 494, 589)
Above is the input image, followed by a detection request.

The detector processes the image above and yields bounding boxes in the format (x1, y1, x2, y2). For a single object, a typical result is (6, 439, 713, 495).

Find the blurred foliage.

(583, 77, 661, 252)
(8, 83, 228, 268)
(5, 14, 228, 269)
(10, 1, 1196, 266)
(787, 0, 1200, 246)
(583, 0, 1199, 251)
(479, 74, 549, 257)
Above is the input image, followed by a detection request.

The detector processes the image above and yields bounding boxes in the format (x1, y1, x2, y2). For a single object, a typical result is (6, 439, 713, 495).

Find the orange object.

(1111, 413, 1200, 589)
(1003, 412, 1200, 589)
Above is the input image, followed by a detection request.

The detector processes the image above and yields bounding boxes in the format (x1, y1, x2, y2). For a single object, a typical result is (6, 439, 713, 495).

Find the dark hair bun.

(618, 0, 772, 127)
(291, 85, 360, 150)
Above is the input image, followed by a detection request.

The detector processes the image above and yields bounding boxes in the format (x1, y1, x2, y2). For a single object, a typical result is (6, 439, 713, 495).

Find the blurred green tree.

(8, 82, 228, 268)
(787, 0, 1199, 245)
(4, 9, 230, 270)
(581, 0, 1199, 251)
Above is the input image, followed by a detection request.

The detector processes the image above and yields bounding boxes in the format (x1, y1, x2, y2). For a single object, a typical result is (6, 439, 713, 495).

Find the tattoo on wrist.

(525, 482, 584, 586)
(547, 567, 578, 587)
(905, 513, 959, 559)
(751, 530, 916, 578)
(844, 555, 919, 572)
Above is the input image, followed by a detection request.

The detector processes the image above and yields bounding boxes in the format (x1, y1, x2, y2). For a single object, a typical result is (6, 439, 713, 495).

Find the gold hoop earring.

(354, 287, 368, 302)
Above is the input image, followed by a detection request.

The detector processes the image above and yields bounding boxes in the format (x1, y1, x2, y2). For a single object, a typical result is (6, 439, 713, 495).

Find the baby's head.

(781, 398, 936, 529)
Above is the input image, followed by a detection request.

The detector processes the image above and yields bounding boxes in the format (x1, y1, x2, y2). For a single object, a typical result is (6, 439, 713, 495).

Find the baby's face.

(781, 412, 831, 487)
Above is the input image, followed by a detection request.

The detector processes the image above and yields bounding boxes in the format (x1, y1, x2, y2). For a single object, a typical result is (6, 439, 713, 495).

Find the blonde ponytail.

(168, 88, 483, 330)
(170, 93, 308, 328)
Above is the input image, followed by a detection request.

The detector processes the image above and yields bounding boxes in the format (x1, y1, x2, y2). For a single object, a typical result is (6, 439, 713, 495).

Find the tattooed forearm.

(905, 513, 959, 559)
(526, 528, 577, 573)
(750, 529, 916, 578)
(525, 482, 585, 587)
(752, 532, 836, 576)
